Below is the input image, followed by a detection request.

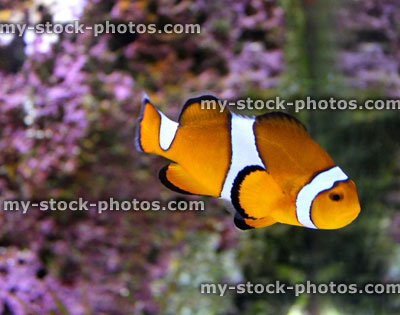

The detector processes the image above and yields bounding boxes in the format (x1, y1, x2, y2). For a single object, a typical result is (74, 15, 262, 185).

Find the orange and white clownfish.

(135, 94, 361, 230)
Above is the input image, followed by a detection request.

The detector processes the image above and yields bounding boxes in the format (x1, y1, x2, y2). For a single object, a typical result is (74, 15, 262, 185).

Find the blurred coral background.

(0, 0, 400, 314)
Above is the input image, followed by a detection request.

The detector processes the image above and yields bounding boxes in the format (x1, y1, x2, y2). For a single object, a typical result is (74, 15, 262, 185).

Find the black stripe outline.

(255, 111, 308, 132)
(134, 96, 151, 152)
(230, 165, 265, 220)
(234, 213, 254, 230)
(158, 165, 195, 195)
(178, 94, 221, 122)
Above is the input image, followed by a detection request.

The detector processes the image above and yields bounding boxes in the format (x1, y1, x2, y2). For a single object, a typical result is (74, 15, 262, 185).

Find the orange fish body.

(136, 94, 361, 230)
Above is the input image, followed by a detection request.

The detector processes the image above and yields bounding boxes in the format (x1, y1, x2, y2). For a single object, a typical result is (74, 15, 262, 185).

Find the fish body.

(135, 94, 361, 230)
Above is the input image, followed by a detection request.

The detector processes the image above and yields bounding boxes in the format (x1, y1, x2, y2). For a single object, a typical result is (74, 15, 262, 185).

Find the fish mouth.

(341, 202, 361, 220)
(339, 210, 360, 225)
(324, 209, 360, 229)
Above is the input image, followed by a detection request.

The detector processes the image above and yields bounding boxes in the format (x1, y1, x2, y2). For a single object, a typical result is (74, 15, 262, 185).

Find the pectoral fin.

(231, 166, 283, 223)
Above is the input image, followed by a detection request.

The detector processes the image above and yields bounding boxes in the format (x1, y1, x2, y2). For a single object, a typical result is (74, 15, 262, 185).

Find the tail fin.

(135, 93, 178, 156)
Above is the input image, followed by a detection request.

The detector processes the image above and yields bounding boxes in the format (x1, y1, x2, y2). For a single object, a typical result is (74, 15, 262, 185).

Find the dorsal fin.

(178, 95, 228, 126)
(256, 111, 308, 134)
(253, 111, 335, 191)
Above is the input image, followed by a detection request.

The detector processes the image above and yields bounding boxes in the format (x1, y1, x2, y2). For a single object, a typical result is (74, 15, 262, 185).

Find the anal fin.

(159, 163, 214, 196)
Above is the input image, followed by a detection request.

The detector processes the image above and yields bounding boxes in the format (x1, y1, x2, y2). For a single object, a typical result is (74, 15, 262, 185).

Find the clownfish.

(135, 94, 361, 230)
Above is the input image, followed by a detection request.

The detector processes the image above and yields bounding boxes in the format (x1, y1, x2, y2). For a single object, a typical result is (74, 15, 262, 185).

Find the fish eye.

(329, 192, 343, 202)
